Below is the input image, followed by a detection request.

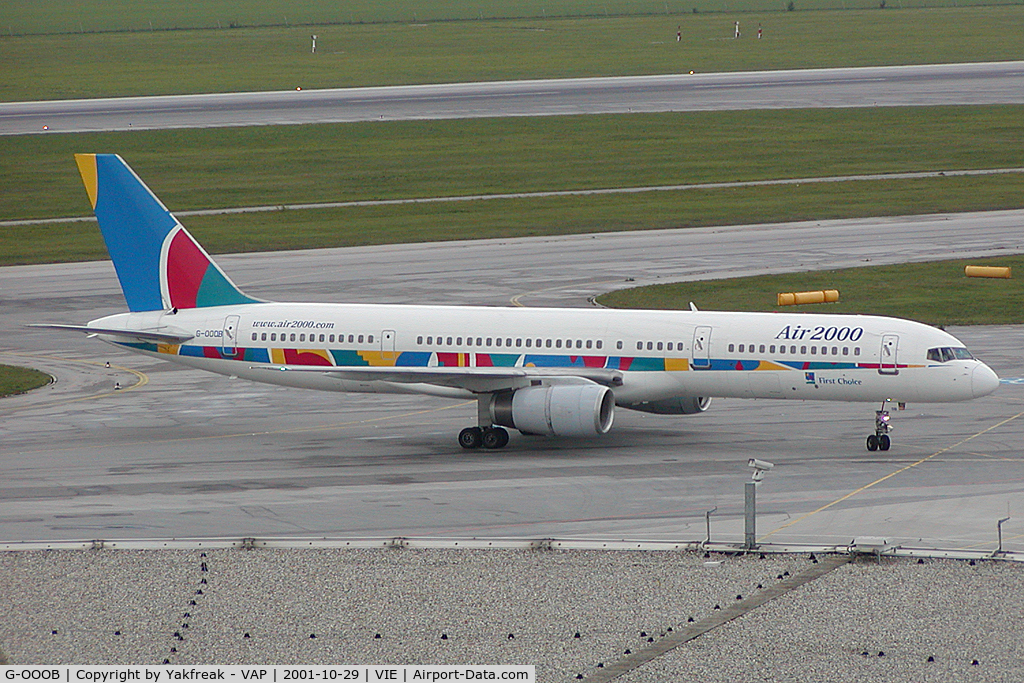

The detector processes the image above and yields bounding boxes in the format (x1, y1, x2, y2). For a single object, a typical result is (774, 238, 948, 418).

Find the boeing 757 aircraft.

(34, 154, 1000, 451)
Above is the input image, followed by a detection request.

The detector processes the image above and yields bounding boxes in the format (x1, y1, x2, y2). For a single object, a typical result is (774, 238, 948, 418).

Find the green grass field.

(3, 0, 1017, 35)
(2, 106, 1020, 265)
(0, 364, 52, 398)
(597, 255, 1024, 325)
(3, 106, 1022, 220)
(2, 8, 1022, 100)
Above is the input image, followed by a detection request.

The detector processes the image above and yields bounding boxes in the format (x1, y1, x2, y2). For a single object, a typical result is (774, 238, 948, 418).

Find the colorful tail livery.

(34, 155, 999, 451)
(75, 154, 259, 312)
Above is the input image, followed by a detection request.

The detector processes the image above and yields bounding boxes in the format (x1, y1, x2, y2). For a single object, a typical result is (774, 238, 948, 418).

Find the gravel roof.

(1, 548, 1020, 682)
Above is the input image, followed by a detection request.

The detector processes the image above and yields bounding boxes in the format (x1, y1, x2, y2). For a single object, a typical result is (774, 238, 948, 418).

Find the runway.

(2, 61, 1023, 135)
(2, 211, 1023, 550)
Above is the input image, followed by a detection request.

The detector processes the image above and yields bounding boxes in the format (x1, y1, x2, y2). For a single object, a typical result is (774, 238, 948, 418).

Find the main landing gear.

(459, 394, 511, 450)
(459, 426, 510, 450)
(866, 403, 892, 452)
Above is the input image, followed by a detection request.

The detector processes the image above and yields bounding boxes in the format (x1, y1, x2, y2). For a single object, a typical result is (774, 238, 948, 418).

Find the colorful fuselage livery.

(41, 155, 999, 451)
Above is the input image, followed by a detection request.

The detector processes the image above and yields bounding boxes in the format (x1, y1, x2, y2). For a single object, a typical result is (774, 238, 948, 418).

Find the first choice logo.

(775, 325, 864, 342)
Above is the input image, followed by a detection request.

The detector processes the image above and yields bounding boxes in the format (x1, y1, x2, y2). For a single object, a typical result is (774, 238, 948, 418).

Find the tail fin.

(75, 154, 260, 312)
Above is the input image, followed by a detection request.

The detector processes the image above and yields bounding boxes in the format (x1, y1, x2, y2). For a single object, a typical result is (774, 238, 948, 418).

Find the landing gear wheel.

(482, 426, 510, 450)
(866, 434, 879, 452)
(459, 427, 483, 449)
(878, 433, 891, 451)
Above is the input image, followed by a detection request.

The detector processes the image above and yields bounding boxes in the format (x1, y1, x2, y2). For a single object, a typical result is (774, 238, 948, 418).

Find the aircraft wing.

(253, 364, 624, 393)
(26, 323, 195, 345)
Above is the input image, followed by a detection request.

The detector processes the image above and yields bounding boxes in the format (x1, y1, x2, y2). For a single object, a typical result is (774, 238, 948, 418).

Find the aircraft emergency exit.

(33, 154, 1000, 451)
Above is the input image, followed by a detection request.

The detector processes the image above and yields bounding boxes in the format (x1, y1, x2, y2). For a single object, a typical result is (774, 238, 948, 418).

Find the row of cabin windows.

(728, 343, 861, 357)
(636, 341, 686, 352)
(245, 333, 864, 359)
(417, 335, 604, 350)
(251, 332, 373, 344)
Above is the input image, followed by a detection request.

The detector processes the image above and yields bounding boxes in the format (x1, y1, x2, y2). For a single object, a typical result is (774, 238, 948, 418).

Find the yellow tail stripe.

(74, 154, 99, 209)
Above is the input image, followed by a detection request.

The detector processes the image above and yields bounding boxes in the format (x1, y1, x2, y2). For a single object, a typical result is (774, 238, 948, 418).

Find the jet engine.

(490, 384, 615, 437)
(621, 396, 712, 415)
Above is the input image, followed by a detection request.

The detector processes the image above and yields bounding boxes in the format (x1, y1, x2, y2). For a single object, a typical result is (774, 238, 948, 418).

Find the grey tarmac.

(2, 210, 1022, 551)
(2, 62, 1023, 135)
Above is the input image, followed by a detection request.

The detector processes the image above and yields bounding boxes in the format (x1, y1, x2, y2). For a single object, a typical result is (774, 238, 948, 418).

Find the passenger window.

(545, 339, 552, 348)
(769, 345, 775, 353)
(854, 347, 861, 356)
(251, 333, 256, 341)
(646, 341, 653, 351)
(485, 338, 490, 346)
(597, 340, 603, 350)
(348, 335, 354, 343)
(657, 342, 663, 351)
(536, 339, 542, 348)
(261, 333, 267, 342)
(506, 338, 512, 347)
(843, 347, 849, 356)
(357, 334, 364, 343)
(810, 346, 816, 355)
(801, 346, 807, 354)
(290, 333, 296, 342)
(446, 337, 453, 345)
(576, 340, 582, 349)
(517, 339, 523, 347)
(831, 346, 837, 355)
(637, 341, 643, 351)
(586, 340, 593, 349)
(556, 339, 563, 348)
(729, 344, 735, 352)
(329, 334, 335, 343)
(790, 346, 796, 354)
(778, 346, 784, 354)
(760, 344, 766, 353)
(496, 338, 502, 347)
(368, 335, 373, 343)
(526, 339, 532, 348)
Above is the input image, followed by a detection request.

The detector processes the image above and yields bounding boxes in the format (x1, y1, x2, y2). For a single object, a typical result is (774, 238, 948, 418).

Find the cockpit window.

(927, 346, 974, 362)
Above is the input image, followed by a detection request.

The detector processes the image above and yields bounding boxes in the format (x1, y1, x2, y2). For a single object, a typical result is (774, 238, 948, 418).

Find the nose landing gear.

(866, 404, 892, 451)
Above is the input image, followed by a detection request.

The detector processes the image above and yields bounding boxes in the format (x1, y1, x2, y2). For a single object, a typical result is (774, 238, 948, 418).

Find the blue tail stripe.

(92, 155, 176, 312)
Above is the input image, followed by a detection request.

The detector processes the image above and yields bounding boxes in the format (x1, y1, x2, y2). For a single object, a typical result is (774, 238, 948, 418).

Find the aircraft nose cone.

(972, 363, 999, 398)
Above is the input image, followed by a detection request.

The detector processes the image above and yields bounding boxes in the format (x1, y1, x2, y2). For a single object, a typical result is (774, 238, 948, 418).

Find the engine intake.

(491, 384, 615, 437)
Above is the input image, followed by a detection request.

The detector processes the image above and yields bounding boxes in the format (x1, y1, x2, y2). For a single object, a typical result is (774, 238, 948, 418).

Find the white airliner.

(35, 154, 1000, 451)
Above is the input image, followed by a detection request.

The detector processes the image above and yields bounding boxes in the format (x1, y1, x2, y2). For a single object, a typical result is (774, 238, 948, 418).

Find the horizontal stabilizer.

(27, 323, 194, 345)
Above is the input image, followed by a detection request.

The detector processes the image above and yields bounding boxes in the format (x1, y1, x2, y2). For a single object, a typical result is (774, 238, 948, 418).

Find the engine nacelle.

(490, 384, 615, 437)
(621, 396, 712, 415)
